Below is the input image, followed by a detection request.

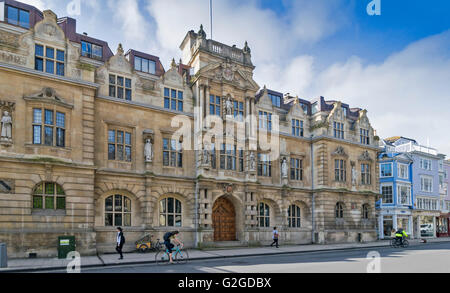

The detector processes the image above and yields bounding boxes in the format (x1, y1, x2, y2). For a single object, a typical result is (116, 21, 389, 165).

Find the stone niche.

(0, 100, 15, 146)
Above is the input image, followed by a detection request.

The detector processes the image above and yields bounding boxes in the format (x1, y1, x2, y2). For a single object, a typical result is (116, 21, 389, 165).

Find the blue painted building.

(378, 137, 445, 239)
(377, 141, 413, 239)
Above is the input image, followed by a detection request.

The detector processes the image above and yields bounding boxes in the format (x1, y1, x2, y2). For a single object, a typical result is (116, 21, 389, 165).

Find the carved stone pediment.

(23, 88, 74, 109)
(34, 10, 66, 44)
(358, 150, 372, 162)
(332, 146, 348, 158)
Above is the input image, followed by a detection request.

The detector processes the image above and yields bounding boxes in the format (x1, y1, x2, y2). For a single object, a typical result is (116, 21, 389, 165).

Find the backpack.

(163, 232, 173, 241)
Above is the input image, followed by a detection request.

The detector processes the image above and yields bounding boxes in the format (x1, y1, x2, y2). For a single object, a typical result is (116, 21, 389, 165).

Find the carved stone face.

(3, 111, 9, 117)
(146, 139, 151, 144)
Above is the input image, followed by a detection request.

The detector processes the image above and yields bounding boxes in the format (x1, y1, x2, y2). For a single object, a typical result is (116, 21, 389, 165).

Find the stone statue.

(1, 111, 12, 141)
(351, 165, 357, 186)
(203, 147, 210, 165)
(144, 139, 153, 162)
(281, 157, 288, 178)
(225, 97, 233, 116)
(249, 152, 256, 171)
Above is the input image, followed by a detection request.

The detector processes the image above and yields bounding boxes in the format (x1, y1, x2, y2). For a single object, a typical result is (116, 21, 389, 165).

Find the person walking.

(116, 227, 125, 260)
(270, 227, 279, 248)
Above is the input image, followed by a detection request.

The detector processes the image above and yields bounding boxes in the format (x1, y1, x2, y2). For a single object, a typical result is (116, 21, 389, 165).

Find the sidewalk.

(2, 238, 450, 272)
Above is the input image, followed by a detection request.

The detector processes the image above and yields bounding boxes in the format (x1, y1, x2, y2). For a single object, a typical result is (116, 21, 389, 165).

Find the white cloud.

(285, 30, 450, 155)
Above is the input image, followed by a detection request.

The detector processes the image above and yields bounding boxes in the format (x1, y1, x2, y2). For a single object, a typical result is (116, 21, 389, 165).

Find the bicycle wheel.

(175, 250, 189, 264)
(155, 251, 170, 265)
(390, 239, 397, 248)
(138, 244, 149, 253)
(402, 240, 409, 248)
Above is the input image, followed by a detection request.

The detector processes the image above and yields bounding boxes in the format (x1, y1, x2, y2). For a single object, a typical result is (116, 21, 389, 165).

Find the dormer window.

(135, 56, 156, 75)
(360, 128, 370, 145)
(259, 111, 272, 131)
(292, 119, 304, 137)
(5, 5, 29, 29)
(342, 106, 347, 117)
(35, 44, 65, 76)
(268, 93, 281, 108)
(81, 41, 103, 60)
(164, 88, 183, 112)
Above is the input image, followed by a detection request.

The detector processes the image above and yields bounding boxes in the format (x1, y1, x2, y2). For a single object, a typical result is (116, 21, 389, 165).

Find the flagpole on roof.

(209, 0, 213, 39)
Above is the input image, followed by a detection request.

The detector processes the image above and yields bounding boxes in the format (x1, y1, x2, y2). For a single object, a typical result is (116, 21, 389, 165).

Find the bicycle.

(136, 234, 163, 253)
(390, 237, 409, 248)
(155, 244, 189, 265)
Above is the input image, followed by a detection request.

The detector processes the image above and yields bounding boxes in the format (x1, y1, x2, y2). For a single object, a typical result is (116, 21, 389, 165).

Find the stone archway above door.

(212, 196, 236, 241)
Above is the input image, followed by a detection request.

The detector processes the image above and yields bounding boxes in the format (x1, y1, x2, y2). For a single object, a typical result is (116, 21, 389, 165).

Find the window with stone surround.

(105, 194, 131, 226)
(109, 74, 132, 101)
(163, 138, 183, 168)
(257, 202, 270, 227)
(362, 204, 369, 220)
(220, 144, 237, 171)
(159, 197, 182, 227)
(288, 204, 301, 228)
(333, 122, 344, 139)
(361, 163, 371, 185)
(258, 153, 272, 177)
(233, 100, 244, 121)
(209, 95, 221, 116)
(108, 129, 132, 162)
(32, 108, 66, 147)
(290, 158, 303, 181)
(164, 88, 183, 112)
(35, 44, 65, 76)
(334, 159, 346, 182)
(292, 119, 304, 137)
(259, 111, 272, 131)
(335, 202, 344, 219)
(32, 182, 65, 211)
(360, 128, 370, 145)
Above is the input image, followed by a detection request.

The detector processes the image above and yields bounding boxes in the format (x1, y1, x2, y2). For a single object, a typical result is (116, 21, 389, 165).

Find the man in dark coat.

(116, 227, 125, 260)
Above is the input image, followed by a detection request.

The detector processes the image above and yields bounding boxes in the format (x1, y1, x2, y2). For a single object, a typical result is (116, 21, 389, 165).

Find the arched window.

(362, 204, 370, 220)
(257, 202, 270, 227)
(105, 195, 131, 226)
(32, 182, 65, 210)
(288, 205, 301, 228)
(335, 202, 344, 219)
(159, 197, 182, 227)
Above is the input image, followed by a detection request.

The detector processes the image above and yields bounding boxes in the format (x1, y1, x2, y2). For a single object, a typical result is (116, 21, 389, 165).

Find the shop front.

(378, 209, 413, 239)
(437, 214, 450, 237)
(414, 211, 439, 238)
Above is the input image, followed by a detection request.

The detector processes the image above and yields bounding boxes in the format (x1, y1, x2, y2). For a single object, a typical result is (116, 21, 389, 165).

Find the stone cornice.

(0, 62, 99, 89)
(96, 94, 195, 118)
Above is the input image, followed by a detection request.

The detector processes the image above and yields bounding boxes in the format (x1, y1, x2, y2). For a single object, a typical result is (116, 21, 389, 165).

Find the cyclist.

(163, 231, 183, 264)
(395, 228, 408, 245)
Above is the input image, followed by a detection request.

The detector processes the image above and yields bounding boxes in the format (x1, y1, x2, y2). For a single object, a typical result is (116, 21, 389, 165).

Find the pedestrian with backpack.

(116, 227, 125, 260)
(270, 227, 279, 248)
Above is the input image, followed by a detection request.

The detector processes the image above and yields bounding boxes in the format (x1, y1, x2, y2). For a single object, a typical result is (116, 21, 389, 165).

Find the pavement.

(1, 238, 450, 273)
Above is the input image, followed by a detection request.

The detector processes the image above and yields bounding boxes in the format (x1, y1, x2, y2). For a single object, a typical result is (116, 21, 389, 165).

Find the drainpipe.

(194, 177, 199, 248)
(310, 135, 315, 244)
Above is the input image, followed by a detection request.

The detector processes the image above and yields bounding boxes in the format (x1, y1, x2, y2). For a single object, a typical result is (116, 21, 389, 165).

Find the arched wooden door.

(212, 197, 236, 241)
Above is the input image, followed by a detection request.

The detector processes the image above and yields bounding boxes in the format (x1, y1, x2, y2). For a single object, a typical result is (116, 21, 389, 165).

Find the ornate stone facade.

(0, 1, 381, 258)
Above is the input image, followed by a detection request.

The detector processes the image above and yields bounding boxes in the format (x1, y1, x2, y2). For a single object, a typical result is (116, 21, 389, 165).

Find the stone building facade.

(0, 1, 380, 258)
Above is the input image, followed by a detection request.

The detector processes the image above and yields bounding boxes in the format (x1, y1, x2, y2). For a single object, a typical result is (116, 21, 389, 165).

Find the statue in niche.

(144, 139, 153, 162)
(225, 97, 233, 116)
(281, 157, 288, 178)
(0, 111, 12, 142)
(249, 152, 256, 171)
(351, 163, 357, 186)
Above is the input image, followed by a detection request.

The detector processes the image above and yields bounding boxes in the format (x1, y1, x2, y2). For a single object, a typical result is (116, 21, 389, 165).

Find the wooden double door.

(212, 197, 236, 241)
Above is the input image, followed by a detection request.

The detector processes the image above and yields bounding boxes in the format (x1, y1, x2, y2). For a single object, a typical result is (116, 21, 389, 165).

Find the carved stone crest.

(358, 150, 372, 162)
(332, 146, 348, 157)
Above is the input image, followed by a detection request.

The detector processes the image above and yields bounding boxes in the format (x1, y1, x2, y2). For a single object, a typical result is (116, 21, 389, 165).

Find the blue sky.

(21, 0, 450, 155)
